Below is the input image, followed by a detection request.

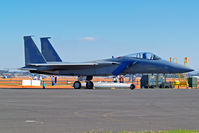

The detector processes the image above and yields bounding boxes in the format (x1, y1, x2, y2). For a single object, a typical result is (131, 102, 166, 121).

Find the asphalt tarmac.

(0, 89, 199, 133)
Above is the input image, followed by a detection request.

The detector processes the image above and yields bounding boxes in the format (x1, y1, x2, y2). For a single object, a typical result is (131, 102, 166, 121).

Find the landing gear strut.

(129, 74, 136, 90)
(86, 81, 94, 89)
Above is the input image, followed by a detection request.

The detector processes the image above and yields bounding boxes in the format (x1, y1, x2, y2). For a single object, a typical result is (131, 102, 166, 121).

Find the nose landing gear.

(130, 84, 135, 90)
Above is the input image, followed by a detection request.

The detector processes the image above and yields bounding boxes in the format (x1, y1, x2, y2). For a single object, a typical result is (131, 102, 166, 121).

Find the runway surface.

(0, 89, 199, 133)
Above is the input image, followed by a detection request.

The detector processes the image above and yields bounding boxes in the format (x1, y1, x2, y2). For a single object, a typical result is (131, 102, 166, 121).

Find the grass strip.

(85, 130, 199, 133)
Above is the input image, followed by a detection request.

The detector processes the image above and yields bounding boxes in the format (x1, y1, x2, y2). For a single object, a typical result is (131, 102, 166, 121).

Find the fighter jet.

(21, 36, 194, 89)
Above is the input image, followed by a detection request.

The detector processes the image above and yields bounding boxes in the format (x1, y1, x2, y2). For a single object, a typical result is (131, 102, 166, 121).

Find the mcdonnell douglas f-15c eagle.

(21, 36, 194, 89)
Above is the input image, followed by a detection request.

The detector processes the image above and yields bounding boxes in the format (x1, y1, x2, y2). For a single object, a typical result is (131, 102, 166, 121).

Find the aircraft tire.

(86, 81, 94, 89)
(165, 86, 169, 88)
(73, 81, 81, 89)
(130, 84, 135, 90)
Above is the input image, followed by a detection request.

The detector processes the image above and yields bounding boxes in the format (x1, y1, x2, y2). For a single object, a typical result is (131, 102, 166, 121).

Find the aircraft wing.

(30, 61, 119, 66)
(26, 62, 120, 70)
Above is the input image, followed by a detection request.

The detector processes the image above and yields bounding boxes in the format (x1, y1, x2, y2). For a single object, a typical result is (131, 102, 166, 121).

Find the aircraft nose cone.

(184, 68, 194, 73)
(175, 65, 194, 73)
(162, 60, 194, 73)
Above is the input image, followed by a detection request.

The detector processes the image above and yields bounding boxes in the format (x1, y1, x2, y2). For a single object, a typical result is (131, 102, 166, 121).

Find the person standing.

(33, 75, 37, 80)
(43, 81, 46, 89)
(39, 75, 42, 81)
(52, 76, 55, 86)
(55, 76, 57, 84)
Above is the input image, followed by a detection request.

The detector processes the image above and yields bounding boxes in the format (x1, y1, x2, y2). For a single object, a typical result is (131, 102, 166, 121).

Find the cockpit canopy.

(125, 52, 161, 60)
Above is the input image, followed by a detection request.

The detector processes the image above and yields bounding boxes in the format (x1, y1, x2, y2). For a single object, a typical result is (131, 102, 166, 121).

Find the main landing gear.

(73, 76, 94, 89)
(73, 75, 135, 90)
(73, 81, 81, 89)
(86, 81, 94, 89)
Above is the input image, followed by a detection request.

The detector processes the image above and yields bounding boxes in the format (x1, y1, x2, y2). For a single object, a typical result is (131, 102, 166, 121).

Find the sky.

(0, 0, 199, 71)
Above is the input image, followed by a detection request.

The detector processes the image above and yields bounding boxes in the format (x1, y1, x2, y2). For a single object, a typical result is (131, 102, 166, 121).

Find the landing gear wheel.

(130, 84, 135, 90)
(86, 81, 94, 89)
(73, 81, 81, 89)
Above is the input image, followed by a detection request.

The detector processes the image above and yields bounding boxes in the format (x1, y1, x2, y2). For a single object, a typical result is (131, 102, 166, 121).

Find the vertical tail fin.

(24, 36, 46, 65)
(40, 37, 62, 62)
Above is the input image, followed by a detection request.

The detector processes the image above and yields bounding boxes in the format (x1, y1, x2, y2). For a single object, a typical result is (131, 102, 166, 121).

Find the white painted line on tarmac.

(25, 120, 38, 123)
(25, 120, 44, 124)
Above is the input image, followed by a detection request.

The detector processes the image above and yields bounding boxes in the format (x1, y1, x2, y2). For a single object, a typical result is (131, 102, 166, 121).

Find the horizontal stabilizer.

(41, 37, 62, 62)
(20, 67, 37, 71)
(24, 36, 46, 65)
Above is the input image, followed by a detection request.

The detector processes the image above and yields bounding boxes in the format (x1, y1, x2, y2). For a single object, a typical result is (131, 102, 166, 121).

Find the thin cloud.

(80, 37, 96, 41)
